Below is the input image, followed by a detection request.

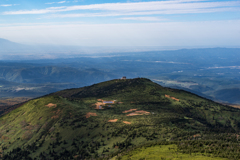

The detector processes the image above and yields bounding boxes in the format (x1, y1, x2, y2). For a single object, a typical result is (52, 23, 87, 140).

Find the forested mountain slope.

(0, 78, 240, 159)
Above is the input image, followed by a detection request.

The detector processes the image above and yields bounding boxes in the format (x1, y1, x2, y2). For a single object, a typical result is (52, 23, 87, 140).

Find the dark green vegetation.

(1, 78, 240, 159)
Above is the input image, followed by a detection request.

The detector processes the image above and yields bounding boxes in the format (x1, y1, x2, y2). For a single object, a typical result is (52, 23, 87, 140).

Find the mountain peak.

(53, 77, 154, 99)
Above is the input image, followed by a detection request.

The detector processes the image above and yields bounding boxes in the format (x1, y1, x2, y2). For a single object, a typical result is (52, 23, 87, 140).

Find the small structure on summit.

(121, 76, 126, 80)
(94, 100, 116, 109)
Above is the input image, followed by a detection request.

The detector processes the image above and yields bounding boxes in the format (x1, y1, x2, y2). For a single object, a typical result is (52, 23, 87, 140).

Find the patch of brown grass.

(52, 109, 61, 114)
(122, 109, 137, 113)
(123, 121, 131, 124)
(135, 110, 150, 114)
(86, 112, 97, 118)
(51, 115, 59, 119)
(1, 135, 10, 140)
(108, 119, 118, 122)
(24, 125, 34, 130)
(193, 134, 201, 138)
(51, 109, 61, 119)
(126, 110, 150, 116)
(45, 103, 57, 108)
(22, 131, 33, 140)
(127, 113, 142, 116)
(20, 120, 28, 128)
(165, 94, 179, 101)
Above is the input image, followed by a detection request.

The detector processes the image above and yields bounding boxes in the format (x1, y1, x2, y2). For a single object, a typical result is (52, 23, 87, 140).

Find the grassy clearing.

(116, 145, 227, 160)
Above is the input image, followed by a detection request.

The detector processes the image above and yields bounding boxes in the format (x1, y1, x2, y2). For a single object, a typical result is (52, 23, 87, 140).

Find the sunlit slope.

(1, 78, 240, 159)
(116, 144, 227, 160)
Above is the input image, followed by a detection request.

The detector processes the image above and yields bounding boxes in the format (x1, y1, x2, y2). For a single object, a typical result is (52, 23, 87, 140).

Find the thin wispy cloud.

(49, 7, 238, 18)
(120, 17, 167, 21)
(58, 1, 67, 3)
(0, 4, 19, 7)
(0, 4, 12, 7)
(4, 0, 240, 16)
(45, 1, 67, 5)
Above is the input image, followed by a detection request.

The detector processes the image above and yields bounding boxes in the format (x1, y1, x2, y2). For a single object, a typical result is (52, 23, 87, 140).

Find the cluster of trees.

(112, 139, 132, 150)
(2, 147, 31, 160)
(178, 140, 240, 159)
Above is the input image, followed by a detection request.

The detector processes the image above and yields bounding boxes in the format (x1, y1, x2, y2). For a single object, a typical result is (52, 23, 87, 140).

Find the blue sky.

(0, 0, 240, 47)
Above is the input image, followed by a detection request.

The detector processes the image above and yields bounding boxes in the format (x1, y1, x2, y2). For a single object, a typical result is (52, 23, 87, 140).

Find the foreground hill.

(0, 78, 240, 159)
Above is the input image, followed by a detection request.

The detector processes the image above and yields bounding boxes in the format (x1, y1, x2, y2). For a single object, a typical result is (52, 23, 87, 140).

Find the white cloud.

(48, 7, 238, 18)
(58, 1, 67, 4)
(45, 2, 55, 5)
(4, 0, 240, 15)
(120, 17, 166, 21)
(0, 20, 239, 47)
(45, 1, 68, 5)
(0, 4, 12, 7)
(0, 4, 19, 7)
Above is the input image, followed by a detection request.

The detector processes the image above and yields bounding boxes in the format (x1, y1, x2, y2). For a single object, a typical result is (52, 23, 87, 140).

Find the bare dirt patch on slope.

(127, 110, 150, 116)
(86, 112, 97, 118)
(165, 94, 179, 101)
(108, 119, 118, 122)
(45, 103, 57, 108)
(123, 109, 137, 113)
(123, 121, 131, 124)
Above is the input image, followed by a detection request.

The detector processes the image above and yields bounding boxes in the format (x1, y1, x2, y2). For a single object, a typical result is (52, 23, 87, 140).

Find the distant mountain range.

(1, 39, 240, 104)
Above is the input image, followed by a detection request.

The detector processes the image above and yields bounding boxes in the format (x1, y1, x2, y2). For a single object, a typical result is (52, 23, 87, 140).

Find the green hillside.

(114, 144, 228, 160)
(0, 78, 240, 159)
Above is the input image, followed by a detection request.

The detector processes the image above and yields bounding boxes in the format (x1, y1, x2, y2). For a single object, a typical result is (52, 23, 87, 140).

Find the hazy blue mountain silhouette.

(0, 38, 28, 52)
